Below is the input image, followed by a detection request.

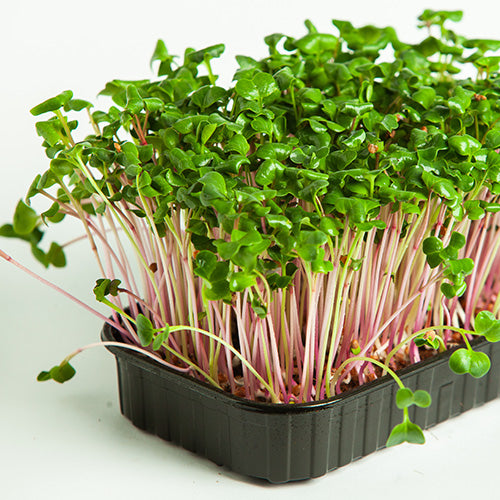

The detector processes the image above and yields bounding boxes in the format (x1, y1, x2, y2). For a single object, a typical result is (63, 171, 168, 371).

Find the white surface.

(1, 1, 500, 498)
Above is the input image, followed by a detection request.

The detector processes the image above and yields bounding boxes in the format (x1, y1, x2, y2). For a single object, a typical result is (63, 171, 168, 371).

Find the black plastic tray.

(102, 323, 500, 483)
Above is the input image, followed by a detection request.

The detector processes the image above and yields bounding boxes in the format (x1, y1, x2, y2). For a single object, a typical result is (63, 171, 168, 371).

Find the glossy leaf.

(30, 90, 73, 115)
(475, 311, 500, 342)
(386, 420, 425, 447)
(136, 314, 154, 347)
(448, 135, 482, 156)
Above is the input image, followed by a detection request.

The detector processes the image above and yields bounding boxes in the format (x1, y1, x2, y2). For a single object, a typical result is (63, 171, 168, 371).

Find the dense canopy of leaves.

(11, 10, 500, 302)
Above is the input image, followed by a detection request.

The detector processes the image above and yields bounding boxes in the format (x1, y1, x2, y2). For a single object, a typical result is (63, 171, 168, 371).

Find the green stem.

(100, 298, 134, 323)
(384, 325, 474, 371)
(330, 355, 405, 394)
(75, 155, 167, 322)
(167, 324, 280, 402)
(324, 230, 363, 397)
(204, 58, 216, 85)
(55, 110, 75, 146)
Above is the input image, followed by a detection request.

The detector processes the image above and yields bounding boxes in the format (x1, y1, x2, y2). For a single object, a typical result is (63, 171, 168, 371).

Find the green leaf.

(194, 250, 218, 280)
(319, 217, 340, 237)
(251, 116, 273, 136)
(449, 348, 468, 374)
(150, 39, 170, 67)
(485, 130, 500, 150)
(50, 157, 75, 176)
(379, 114, 399, 132)
(153, 325, 170, 351)
(166, 170, 187, 187)
(191, 86, 227, 109)
(235, 78, 259, 100)
(35, 121, 61, 147)
(36, 370, 52, 382)
(143, 97, 164, 113)
(441, 281, 466, 299)
(125, 85, 143, 114)
(266, 214, 292, 231)
(64, 99, 92, 112)
(229, 271, 256, 292)
(418, 10, 463, 25)
(253, 72, 279, 98)
(463, 38, 500, 52)
(256, 143, 293, 161)
(414, 334, 440, 350)
(52, 362, 76, 383)
(447, 86, 472, 114)
(274, 66, 295, 89)
(225, 134, 250, 156)
(448, 231, 466, 251)
(413, 390, 432, 408)
(342, 130, 366, 149)
(395, 387, 414, 409)
(395, 387, 432, 409)
(422, 236, 443, 255)
(422, 172, 458, 200)
(447, 258, 474, 276)
(255, 159, 284, 186)
(267, 273, 294, 290)
(199, 171, 227, 204)
(13, 200, 38, 235)
(449, 344, 490, 378)
(294, 33, 338, 54)
(201, 123, 217, 144)
(136, 314, 154, 347)
(412, 86, 436, 109)
(38, 362, 76, 384)
(204, 278, 230, 301)
(47, 242, 66, 268)
(251, 296, 267, 318)
(187, 44, 225, 64)
(341, 101, 373, 117)
(334, 197, 379, 224)
(386, 420, 425, 447)
(469, 351, 491, 378)
(474, 310, 500, 342)
(30, 90, 73, 115)
(93, 278, 121, 301)
(448, 135, 482, 156)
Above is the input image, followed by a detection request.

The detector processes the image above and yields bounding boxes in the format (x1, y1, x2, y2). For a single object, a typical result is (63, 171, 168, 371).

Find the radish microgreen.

(3, 9, 500, 448)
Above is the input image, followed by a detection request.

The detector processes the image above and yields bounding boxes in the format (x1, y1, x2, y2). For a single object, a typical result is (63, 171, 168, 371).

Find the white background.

(1, 1, 500, 498)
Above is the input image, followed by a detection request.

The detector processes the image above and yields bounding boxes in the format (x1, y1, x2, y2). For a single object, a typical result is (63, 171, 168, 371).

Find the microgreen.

(3, 10, 500, 449)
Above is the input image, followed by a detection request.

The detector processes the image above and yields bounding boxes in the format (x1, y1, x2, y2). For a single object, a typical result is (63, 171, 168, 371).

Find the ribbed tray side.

(106, 326, 500, 483)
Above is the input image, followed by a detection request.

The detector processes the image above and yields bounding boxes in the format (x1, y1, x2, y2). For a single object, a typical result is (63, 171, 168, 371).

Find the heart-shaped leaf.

(475, 310, 500, 342)
(414, 333, 440, 350)
(413, 390, 432, 408)
(37, 362, 76, 384)
(449, 348, 471, 374)
(449, 348, 491, 378)
(93, 278, 122, 301)
(386, 420, 425, 447)
(395, 388, 414, 409)
(469, 351, 491, 378)
(30, 90, 73, 116)
(153, 325, 170, 351)
(396, 387, 432, 409)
